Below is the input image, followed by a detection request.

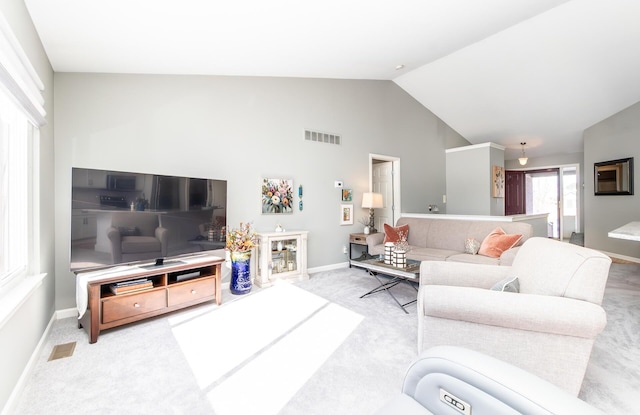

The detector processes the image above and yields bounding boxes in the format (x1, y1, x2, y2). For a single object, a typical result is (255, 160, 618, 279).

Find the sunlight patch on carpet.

(207, 301, 363, 415)
(170, 283, 331, 389)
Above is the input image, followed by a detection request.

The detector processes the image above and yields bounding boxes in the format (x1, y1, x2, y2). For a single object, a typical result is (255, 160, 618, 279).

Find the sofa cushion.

(408, 247, 460, 262)
(118, 226, 140, 237)
(383, 223, 409, 244)
(478, 227, 522, 258)
(445, 253, 501, 266)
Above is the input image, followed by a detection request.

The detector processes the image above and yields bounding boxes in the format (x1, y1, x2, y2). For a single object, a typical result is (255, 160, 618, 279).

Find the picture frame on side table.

(340, 204, 354, 225)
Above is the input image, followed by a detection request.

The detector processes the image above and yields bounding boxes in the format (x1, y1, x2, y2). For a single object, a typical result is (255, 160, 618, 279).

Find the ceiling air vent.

(304, 129, 341, 145)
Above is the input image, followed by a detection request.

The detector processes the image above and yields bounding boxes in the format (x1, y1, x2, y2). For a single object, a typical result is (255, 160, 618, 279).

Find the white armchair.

(107, 212, 169, 264)
(417, 237, 611, 396)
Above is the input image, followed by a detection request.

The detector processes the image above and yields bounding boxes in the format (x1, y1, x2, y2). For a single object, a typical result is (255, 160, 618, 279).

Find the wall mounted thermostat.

(334, 181, 343, 188)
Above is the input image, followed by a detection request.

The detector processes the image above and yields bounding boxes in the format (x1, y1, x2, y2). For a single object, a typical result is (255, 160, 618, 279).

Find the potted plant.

(226, 222, 258, 295)
(134, 194, 149, 211)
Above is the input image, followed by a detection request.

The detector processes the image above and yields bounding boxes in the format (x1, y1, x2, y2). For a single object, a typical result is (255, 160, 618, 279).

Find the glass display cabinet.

(254, 230, 308, 287)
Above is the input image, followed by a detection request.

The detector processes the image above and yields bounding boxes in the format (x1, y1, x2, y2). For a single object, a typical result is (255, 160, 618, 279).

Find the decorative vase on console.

(226, 222, 258, 295)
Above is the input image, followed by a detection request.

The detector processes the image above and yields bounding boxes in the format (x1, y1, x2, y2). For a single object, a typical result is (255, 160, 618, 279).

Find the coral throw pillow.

(383, 223, 410, 244)
(478, 227, 522, 258)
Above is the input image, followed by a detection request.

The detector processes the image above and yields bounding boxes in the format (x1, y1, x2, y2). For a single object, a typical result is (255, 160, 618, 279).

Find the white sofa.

(366, 216, 533, 266)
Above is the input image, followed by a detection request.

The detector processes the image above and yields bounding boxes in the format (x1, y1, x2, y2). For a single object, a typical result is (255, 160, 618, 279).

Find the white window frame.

(0, 10, 46, 322)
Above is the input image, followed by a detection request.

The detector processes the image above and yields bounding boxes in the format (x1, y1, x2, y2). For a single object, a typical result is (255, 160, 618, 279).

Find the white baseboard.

(2, 312, 56, 415)
(56, 307, 78, 320)
(601, 250, 640, 264)
(308, 262, 349, 274)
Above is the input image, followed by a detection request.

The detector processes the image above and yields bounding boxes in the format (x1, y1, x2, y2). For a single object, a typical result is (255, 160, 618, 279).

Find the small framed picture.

(341, 188, 353, 202)
(492, 166, 505, 198)
(340, 204, 354, 225)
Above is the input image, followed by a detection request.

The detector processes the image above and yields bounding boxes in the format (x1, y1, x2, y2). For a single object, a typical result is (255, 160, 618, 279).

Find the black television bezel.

(70, 167, 226, 272)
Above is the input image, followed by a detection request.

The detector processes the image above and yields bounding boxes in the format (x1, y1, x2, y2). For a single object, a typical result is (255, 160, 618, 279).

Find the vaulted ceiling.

(24, 0, 640, 160)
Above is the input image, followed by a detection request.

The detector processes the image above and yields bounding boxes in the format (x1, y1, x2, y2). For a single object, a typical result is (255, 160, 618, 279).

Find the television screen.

(70, 167, 227, 272)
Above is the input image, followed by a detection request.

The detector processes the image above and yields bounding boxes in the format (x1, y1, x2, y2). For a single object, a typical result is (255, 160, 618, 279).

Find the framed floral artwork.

(492, 166, 505, 198)
(341, 188, 353, 202)
(340, 204, 354, 225)
(262, 178, 294, 214)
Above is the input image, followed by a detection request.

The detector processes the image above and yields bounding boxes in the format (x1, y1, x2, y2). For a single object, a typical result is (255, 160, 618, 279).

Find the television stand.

(77, 255, 224, 343)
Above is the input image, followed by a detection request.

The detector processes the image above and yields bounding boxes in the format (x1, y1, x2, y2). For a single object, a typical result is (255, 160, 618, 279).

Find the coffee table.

(350, 255, 420, 313)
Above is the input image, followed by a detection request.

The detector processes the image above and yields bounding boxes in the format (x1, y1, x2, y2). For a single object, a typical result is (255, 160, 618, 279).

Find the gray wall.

(0, 0, 55, 411)
(445, 143, 504, 215)
(53, 73, 465, 309)
(489, 146, 505, 216)
(584, 101, 640, 257)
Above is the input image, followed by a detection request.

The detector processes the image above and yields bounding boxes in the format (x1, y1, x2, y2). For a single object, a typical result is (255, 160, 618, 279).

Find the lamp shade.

(518, 142, 528, 166)
(362, 192, 383, 209)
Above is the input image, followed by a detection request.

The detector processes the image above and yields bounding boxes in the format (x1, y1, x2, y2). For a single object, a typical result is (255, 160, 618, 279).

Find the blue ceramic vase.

(230, 251, 252, 295)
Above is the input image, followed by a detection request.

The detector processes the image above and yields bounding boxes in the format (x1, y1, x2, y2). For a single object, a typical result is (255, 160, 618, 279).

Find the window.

(0, 11, 45, 295)
(0, 91, 35, 288)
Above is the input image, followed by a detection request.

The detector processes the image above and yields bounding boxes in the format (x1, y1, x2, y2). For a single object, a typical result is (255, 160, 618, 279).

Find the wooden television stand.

(77, 255, 224, 343)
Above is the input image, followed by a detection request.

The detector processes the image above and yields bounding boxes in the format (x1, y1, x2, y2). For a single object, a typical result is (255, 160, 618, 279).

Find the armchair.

(417, 237, 611, 396)
(107, 212, 169, 264)
(375, 345, 605, 415)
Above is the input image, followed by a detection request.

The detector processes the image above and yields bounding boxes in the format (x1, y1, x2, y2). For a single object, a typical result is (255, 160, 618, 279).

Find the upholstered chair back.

(511, 237, 611, 305)
(111, 212, 159, 237)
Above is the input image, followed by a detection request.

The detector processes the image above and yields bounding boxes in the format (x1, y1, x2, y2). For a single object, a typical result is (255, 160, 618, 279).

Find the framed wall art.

(492, 166, 505, 198)
(261, 178, 294, 214)
(341, 188, 353, 202)
(340, 204, 354, 225)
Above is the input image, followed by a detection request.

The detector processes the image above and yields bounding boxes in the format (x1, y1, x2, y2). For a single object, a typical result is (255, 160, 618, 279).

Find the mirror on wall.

(594, 157, 634, 195)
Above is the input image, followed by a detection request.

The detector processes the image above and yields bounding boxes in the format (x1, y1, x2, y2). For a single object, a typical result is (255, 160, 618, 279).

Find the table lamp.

(361, 192, 383, 233)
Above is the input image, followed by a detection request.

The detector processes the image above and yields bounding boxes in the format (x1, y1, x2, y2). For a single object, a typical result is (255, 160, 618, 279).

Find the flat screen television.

(70, 167, 227, 272)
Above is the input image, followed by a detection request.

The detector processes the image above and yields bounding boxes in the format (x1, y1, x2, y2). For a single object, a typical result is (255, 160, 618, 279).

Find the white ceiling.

(23, 0, 640, 160)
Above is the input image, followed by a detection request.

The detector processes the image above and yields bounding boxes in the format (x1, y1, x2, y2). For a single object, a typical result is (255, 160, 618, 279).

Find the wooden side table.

(349, 232, 375, 264)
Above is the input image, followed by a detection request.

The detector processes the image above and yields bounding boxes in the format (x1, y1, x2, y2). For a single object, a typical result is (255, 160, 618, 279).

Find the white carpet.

(10, 263, 640, 414)
(170, 283, 363, 415)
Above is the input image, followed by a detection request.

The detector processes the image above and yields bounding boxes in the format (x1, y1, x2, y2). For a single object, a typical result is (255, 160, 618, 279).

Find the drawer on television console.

(167, 277, 216, 306)
(101, 289, 166, 324)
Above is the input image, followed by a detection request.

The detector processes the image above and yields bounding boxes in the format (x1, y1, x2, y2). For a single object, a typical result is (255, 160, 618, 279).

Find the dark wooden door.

(505, 171, 525, 215)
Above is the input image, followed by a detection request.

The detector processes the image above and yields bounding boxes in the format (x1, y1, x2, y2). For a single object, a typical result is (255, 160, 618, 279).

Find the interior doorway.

(505, 164, 580, 240)
(369, 154, 400, 230)
(526, 169, 560, 238)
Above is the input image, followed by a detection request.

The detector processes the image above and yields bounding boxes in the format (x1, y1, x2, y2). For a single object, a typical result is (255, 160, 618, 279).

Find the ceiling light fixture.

(518, 142, 528, 166)
(395, 64, 405, 70)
